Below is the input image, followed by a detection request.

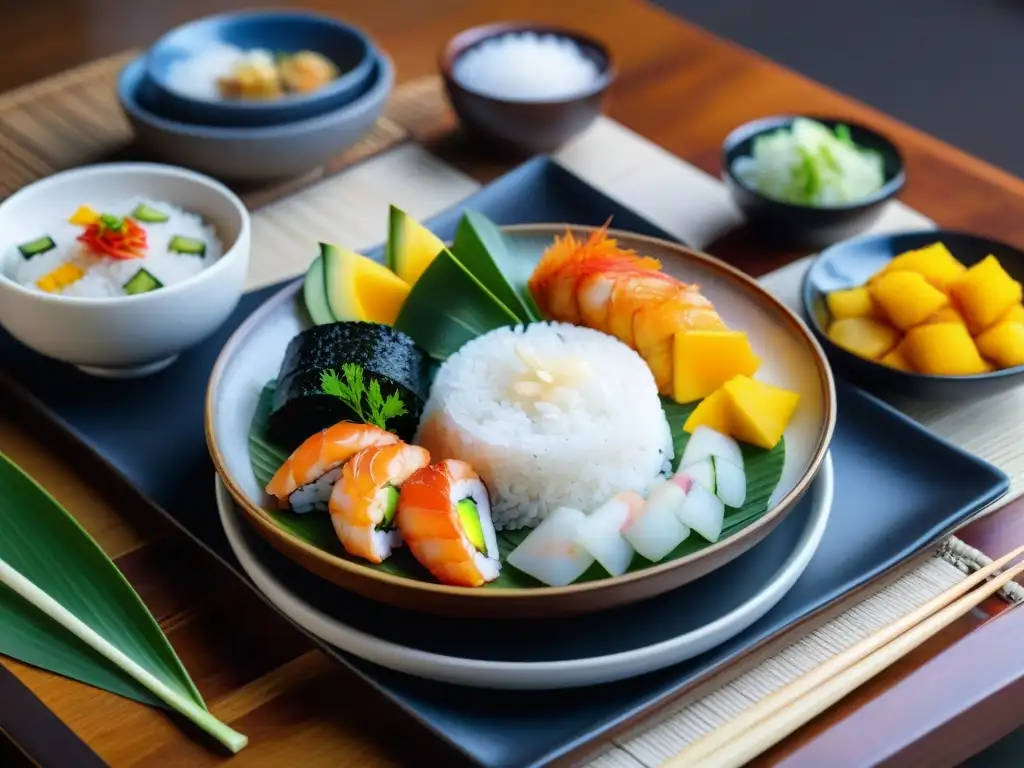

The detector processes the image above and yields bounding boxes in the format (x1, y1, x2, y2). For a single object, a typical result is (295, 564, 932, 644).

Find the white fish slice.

(506, 507, 594, 587)
(575, 492, 643, 576)
(675, 482, 725, 543)
(623, 480, 690, 562)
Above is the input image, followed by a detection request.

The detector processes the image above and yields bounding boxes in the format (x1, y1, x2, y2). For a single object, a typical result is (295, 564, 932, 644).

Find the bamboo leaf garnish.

(321, 365, 407, 431)
(0, 557, 247, 753)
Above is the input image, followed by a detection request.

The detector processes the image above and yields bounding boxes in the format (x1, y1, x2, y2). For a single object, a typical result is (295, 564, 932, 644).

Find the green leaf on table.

(393, 245, 521, 360)
(0, 451, 246, 752)
(450, 211, 541, 322)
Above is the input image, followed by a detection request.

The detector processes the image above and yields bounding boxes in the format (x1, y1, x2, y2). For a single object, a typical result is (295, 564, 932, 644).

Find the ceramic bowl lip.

(0, 162, 250, 308)
(144, 9, 375, 113)
(722, 114, 906, 213)
(118, 51, 394, 140)
(439, 22, 616, 105)
(206, 223, 837, 602)
(801, 227, 1024, 383)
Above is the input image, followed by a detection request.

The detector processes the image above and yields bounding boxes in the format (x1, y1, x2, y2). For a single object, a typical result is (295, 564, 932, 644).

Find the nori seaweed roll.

(268, 322, 429, 450)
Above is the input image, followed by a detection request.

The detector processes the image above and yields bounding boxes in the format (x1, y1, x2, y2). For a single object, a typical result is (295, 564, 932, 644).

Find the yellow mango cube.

(976, 321, 1024, 369)
(948, 255, 1022, 334)
(903, 322, 989, 375)
(868, 270, 948, 330)
(879, 343, 913, 372)
(827, 317, 900, 360)
(876, 242, 966, 290)
(999, 304, 1024, 324)
(721, 375, 800, 450)
(682, 388, 732, 435)
(672, 330, 763, 404)
(826, 287, 875, 320)
(920, 305, 966, 327)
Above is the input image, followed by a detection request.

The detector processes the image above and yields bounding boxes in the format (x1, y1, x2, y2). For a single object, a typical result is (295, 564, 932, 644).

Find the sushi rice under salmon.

(398, 459, 501, 587)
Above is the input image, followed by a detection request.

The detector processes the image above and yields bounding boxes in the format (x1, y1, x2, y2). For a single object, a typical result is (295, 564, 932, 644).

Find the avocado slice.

(385, 205, 447, 286)
(303, 255, 335, 325)
(168, 235, 205, 256)
(131, 203, 170, 223)
(18, 235, 56, 259)
(375, 486, 400, 531)
(123, 268, 163, 295)
(456, 498, 487, 554)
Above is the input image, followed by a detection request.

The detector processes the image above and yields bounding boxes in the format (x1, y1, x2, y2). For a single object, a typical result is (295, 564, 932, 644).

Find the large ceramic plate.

(215, 455, 833, 689)
(207, 225, 837, 617)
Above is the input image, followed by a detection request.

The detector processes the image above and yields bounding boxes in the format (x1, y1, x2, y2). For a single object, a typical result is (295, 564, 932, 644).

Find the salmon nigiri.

(397, 459, 501, 588)
(265, 422, 400, 512)
(328, 442, 431, 564)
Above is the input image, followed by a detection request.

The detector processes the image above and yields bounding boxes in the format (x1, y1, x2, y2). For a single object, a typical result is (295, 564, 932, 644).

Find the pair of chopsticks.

(664, 545, 1024, 768)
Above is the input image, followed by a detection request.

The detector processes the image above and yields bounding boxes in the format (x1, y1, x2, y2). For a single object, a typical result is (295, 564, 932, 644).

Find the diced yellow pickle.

(903, 322, 989, 375)
(825, 286, 875, 320)
(36, 263, 84, 293)
(876, 242, 966, 290)
(827, 317, 900, 360)
(868, 271, 948, 330)
(975, 321, 1024, 369)
(68, 205, 99, 226)
(948, 255, 1023, 334)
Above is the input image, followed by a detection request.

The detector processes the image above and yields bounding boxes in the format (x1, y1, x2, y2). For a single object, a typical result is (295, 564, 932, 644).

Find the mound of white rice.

(415, 322, 674, 530)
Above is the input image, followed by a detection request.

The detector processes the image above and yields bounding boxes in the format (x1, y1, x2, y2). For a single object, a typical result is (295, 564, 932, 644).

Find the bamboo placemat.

(1, 52, 1023, 767)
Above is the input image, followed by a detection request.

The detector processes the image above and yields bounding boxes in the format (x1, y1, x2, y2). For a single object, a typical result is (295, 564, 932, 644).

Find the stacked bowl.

(119, 11, 394, 182)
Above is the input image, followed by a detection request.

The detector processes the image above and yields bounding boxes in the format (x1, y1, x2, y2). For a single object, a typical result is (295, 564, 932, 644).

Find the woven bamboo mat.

(2, 52, 1024, 768)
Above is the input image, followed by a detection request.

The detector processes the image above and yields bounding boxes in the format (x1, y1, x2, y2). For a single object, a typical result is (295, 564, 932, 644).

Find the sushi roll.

(397, 460, 501, 587)
(328, 442, 431, 564)
(506, 507, 595, 587)
(574, 491, 645, 577)
(264, 421, 400, 513)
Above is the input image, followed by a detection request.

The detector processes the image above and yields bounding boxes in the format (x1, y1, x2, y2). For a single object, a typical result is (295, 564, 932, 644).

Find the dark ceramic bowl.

(145, 10, 376, 128)
(803, 229, 1024, 400)
(440, 23, 615, 155)
(723, 115, 905, 250)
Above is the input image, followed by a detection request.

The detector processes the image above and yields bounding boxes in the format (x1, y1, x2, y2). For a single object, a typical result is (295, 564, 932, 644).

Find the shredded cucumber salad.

(732, 118, 886, 207)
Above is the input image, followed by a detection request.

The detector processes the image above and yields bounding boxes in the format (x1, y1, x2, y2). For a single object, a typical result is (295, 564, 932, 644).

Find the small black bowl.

(802, 229, 1024, 400)
(722, 115, 905, 250)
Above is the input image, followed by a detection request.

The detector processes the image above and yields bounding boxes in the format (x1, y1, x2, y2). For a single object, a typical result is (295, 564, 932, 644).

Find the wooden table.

(2, 0, 1024, 765)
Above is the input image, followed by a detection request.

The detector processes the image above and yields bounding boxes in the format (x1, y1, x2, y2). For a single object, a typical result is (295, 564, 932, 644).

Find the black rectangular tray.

(0, 157, 1009, 768)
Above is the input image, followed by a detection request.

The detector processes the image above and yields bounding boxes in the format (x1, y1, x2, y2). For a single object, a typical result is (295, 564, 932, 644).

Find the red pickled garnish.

(78, 215, 148, 260)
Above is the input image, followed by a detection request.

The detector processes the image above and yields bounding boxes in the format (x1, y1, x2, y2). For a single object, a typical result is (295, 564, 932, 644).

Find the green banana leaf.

(0, 451, 204, 708)
(393, 245, 521, 360)
(450, 211, 542, 322)
(248, 384, 784, 588)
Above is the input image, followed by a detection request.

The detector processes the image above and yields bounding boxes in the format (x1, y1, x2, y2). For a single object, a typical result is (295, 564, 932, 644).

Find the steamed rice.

(415, 322, 674, 530)
(8, 196, 222, 298)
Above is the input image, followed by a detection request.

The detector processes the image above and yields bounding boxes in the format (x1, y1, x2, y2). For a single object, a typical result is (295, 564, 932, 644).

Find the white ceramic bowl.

(0, 163, 250, 378)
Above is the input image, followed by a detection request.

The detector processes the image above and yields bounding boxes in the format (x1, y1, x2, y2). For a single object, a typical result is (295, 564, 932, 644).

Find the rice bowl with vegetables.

(7, 197, 223, 299)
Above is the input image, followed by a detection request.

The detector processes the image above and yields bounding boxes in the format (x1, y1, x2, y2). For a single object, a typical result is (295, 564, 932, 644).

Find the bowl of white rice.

(441, 23, 615, 155)
(0, 163, 250, 378)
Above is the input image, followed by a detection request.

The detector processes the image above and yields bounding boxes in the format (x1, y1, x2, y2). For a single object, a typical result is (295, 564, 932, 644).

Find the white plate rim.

(214, 453, 833, 690)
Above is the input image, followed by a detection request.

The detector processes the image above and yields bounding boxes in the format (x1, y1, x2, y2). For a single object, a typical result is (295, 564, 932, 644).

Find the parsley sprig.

(320, 364, 408, 432)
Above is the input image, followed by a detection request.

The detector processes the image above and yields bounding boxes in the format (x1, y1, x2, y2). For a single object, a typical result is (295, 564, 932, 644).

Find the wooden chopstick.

(664, 545, 1024, 768)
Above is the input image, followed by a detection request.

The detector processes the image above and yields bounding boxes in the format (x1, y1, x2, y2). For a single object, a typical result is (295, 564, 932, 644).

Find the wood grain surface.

(2, 1, 1024, 766)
